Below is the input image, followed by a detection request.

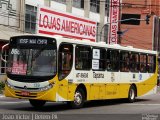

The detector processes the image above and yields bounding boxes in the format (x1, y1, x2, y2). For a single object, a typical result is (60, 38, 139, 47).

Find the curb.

(0, 94, 4, 98)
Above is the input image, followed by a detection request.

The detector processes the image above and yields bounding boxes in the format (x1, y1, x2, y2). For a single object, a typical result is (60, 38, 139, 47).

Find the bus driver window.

(62, 53, 71, 70)
(58, 44, 73, 80)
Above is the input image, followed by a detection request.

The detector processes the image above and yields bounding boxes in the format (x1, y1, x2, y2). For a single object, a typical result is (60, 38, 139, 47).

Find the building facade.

(121, 0, 160, 51)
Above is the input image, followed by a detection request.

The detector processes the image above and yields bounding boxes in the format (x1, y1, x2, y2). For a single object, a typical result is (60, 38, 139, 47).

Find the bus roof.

(10, 34, 157, 55)
(56, 37, 157, 55)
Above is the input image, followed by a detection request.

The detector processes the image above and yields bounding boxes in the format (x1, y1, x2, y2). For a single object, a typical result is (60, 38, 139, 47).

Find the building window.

(73, 0, 84, 8)
(90, 0, 100, 13)
(97, 23, 109, 43)
(104, 24, 109, 43)
(25, 5, 37, 34)
(52, 0, 66, 4)
(105, 0, 110, 16)
(96, 23, 100, 42)
(1, 50, 8, 74)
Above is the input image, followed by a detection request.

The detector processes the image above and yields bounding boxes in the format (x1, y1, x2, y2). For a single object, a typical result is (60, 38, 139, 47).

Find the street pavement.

(0, 87, 160, 120)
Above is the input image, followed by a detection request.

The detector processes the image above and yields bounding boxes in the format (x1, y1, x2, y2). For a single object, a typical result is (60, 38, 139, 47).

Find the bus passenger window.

(120, 51, 130, 72)
(75, 45, 91, 70)
(130, 53, 139, 72)
(140, 54, 147, 73)
(106, 49, 119, 71)
(147, 55, 156, 73)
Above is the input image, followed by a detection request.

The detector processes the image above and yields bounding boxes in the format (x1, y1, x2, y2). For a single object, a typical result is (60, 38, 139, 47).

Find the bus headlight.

(40, 83, 53, 91)
(5, 81, 14, 89)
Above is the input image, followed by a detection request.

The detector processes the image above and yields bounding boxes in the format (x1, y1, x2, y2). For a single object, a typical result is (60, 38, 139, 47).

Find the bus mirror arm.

(1, 43, 9, 63)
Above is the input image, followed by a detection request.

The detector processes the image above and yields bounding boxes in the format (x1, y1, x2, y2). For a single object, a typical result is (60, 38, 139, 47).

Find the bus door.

(58, 43, 73, 101)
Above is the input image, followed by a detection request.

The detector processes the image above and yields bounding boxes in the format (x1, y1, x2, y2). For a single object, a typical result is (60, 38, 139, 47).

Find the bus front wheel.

(128, 85, 136, 103)
(29, 99, 46, 108)
(69, 88, 85, 109)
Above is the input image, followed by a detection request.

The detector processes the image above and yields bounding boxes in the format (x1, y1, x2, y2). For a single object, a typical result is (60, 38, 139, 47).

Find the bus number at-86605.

(76, 73, 88, 78)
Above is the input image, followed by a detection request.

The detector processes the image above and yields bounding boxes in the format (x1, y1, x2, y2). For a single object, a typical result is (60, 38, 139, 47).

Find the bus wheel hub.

(74, 92, 82, 105)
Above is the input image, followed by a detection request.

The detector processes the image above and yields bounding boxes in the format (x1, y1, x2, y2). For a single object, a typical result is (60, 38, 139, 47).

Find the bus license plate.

(21, 91, 30, 96)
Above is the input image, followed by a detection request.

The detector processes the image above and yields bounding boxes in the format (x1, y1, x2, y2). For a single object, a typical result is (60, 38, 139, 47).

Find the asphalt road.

(0, 88, 160, 120)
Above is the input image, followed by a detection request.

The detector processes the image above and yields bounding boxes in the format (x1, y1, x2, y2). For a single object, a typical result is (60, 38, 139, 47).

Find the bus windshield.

(7, 48, 57, 77)
(7, 36, 57, 77)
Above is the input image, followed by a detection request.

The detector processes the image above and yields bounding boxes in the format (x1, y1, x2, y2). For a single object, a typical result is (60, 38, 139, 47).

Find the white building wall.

(90, 12, 100, 23)
(25, 0, 45, 6)
(50, 1, 66, 12)
(72, 7, 84, 18)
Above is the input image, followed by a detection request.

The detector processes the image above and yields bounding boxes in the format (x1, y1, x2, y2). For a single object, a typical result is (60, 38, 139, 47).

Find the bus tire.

(128, 85, 136, 103)
(29, 99, 46, 108)
(70, 88, 85, 109)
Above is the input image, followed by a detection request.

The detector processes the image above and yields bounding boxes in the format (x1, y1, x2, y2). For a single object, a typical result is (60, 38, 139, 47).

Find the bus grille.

(15, 91, 37, 98)
(14, 86, 40, 91)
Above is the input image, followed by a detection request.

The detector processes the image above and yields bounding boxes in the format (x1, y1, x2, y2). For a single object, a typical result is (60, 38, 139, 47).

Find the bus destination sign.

(18, 38, 48, 45)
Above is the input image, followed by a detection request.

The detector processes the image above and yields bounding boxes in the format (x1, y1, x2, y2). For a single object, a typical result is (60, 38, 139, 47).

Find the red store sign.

(37, 6, 97, 42)
(108, 0, 120, 44)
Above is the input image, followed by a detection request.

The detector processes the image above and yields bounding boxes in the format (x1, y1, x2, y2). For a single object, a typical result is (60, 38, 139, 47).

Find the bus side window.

(75, 45, 91, 70)
(58, 43, 73, 80)
(147, 55, 156, 73)
(120, 51, 129, 72)
(107, 49, 119, 71)
(140, 54, 147, 73)
(130, 53, 139, 72)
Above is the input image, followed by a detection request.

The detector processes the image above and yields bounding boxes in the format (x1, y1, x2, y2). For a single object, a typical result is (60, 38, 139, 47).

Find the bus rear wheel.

(29, 99, 46, 108)
(70, 88, 85, 109)
(128, 85, 136, 103)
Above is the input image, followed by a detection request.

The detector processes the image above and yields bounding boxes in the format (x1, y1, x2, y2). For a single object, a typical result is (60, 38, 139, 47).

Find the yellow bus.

(1, 35, 158, 108)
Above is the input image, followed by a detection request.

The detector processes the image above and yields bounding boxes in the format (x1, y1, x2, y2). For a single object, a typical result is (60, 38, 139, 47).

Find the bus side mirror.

(1, 43, 9, 63)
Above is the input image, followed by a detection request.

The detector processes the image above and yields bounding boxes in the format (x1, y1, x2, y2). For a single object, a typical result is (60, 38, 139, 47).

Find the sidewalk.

(0, 94, 4, 98)
(157, 86, 160, 93)
(0, 90, 4, 98)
